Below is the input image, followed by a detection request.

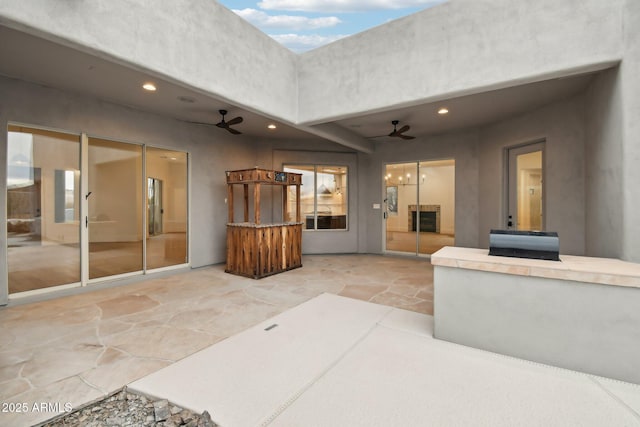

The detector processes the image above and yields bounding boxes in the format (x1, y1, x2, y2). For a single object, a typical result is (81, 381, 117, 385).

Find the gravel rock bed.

(38, 388, 218, 427)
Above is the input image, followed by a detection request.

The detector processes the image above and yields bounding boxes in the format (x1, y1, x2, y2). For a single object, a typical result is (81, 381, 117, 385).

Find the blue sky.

(217, 0, 447, 53)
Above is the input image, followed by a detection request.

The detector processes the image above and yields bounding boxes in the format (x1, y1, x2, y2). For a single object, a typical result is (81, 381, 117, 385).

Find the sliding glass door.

(6, 125, 189, 295)
(145, 148, 188, 269)
(87, 137, 143, 279)
(7, 126, 81, 294)
(384, 162, 419, 253)
(384, 159, 455, 256)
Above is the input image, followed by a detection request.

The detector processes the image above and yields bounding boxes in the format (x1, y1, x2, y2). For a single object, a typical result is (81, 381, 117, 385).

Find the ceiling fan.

(186, 109, 244, 135)
(388, 120, 415, 140)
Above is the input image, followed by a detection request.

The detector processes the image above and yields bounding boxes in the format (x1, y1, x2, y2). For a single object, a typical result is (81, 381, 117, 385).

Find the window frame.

(284, 163, 349, 232)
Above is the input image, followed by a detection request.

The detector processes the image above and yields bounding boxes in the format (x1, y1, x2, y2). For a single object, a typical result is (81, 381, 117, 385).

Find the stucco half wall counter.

(431, 246, 640, 384)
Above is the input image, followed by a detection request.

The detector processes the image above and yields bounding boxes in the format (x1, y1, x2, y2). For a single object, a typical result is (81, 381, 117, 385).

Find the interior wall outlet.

(373, 203, 381, 209)
(224, 198, 228, 204)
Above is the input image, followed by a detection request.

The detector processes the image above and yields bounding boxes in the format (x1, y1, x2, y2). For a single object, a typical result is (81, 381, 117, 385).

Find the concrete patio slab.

(129, 293, 393, 426)
(130, 293, 640, 427)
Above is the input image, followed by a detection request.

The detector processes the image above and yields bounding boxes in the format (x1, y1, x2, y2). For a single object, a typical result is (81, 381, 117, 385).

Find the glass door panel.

(508, 143, 544, 231)
(145, 147, 188, 269)
(417, 159, 456, 255)
(7, 126, 81, 294)
(88, 137, 143, 279)
(384, 162, 418, 254)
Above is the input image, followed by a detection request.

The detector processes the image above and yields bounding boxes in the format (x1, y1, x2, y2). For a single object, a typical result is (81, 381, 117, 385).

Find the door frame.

(505, 139, 546, 231)
(382, 159, 456, 257)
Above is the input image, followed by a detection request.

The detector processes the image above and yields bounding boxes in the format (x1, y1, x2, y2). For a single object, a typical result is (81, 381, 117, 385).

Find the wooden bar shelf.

(225, 168, 303, 279)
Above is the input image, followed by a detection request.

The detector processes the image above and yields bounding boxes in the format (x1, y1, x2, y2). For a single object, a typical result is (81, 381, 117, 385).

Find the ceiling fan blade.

(397, 125, 410, 134)
(180, 116, 241, 135)
(226, 116, 243, 126)
(400, 134, 416, 140)
(388, 130, 398, 137)
(183, 120, 215, 126)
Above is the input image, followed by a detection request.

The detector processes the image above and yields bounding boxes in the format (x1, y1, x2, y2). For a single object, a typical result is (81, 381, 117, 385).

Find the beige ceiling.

(0, 25, 316, 140)
(1, 25, 599, 148)
(340, 75, 595, 143)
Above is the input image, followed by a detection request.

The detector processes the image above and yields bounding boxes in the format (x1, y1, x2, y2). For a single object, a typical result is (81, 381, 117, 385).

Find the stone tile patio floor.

(0, 254, 433, 427)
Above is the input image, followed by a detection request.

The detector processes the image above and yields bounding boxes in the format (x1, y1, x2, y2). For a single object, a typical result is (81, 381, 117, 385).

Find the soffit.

(0, 24, 601, 151)
(337, 74, 596, 143)
(0, 25, 316, 141)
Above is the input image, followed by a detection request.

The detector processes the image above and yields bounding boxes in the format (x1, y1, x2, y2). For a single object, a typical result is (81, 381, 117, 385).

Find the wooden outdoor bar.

(225, 168, 303, 279)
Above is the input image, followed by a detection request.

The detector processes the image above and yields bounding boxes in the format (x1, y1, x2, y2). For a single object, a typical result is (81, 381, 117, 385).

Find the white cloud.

(269, 33, 349, 52)
(258, 0, 445, 13)
(233, 8, 341, 30)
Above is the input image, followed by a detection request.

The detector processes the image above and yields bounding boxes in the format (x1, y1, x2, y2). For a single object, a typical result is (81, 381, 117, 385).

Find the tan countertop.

(431, 246, 640, 288)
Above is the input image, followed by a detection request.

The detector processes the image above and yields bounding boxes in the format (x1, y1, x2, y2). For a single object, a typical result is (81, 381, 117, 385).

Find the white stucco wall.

(0, 0, 625, 133)
(0, 0, 299, 122)
(585, 0, 640, 264)
(479, 96, 587, 255)
(585, 68, 624, 259)
(297, 0, 624, 125)
(621, 0, 640, 262)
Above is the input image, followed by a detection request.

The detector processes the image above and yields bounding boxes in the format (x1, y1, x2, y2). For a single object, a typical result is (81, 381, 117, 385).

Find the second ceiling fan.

(388, 120, 415, 140)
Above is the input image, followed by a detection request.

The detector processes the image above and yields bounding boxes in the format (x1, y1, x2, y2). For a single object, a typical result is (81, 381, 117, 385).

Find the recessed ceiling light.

(143, 83, 157, 91)
(267, 124, 277, 129)
(177, 96, 195, 103)
(438, 107, 449, 115)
